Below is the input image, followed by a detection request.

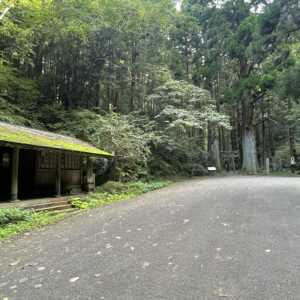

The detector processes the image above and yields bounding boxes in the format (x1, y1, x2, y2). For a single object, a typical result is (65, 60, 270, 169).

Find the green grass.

(71, 180, 172, 210)
(0, 179, 172, 240)
(0, 211, 65, 240)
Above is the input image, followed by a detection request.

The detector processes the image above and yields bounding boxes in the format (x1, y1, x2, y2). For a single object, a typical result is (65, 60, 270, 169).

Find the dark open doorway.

(0, 147, 12, 201)
(18, 149, 36, 200)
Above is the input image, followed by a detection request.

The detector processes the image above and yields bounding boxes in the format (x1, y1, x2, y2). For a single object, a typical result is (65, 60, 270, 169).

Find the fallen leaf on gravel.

(69, 277, 79, 283)
(10, 260, 20, 266)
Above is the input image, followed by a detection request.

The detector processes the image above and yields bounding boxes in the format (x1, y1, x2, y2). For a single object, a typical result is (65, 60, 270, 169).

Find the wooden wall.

(0, 147, 93, 201)
(35, 151, 83, 196)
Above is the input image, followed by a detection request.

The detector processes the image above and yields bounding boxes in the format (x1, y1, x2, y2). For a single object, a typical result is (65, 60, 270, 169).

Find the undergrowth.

(0, 180, 171, 240)
(71, 180, 171, 210)
(0, 211, 65, 240)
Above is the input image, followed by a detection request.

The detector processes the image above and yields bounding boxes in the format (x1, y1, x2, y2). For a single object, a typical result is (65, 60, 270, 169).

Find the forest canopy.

(0, 0, 299, 178)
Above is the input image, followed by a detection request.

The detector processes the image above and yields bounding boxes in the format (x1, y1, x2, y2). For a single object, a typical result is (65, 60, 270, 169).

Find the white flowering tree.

(145, 80, 230, 175)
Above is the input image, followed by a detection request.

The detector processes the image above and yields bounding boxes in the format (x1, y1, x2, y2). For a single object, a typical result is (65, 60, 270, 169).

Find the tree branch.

(251, 92, 266, 105)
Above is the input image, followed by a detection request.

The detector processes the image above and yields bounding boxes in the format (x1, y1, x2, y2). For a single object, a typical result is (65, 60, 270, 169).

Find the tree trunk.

(202, 124, 208, 152)
(242, 127, 257, 174)
(95, 80, 101, 108)
(210, 128, 221, 170)
(130, 40, 138, 112)
(268, 113, 275, 157)
(262, 111, 266, 167)
(288, 99, 296, 157)
(239, 58, 258, 173)
(237, 107, 243, 170)
(256, 124, 261, 168)
(289, 126, 296, 157)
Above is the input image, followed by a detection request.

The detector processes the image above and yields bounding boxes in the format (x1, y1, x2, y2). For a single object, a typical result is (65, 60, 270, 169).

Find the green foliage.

(1, 0, 298, 175)
(0, 180, 170, 239)
(0, 211, 65, 240)
(127, 180, 171, 193)
(59, 110, 151, 180)
(96, 181, 130, 194)
(71, 193, 134, 209)
(71, 180, 171, 209)
(144, 80, 230, 175)
(97, 180, 171, 194)
(0, 208, 32, 226)
(0, 98, 33, 125)
(0, 0, 230, 178)
(70, 197, 90, 210)
(181, 0, 300, 173)
(280, 64, 300, 101)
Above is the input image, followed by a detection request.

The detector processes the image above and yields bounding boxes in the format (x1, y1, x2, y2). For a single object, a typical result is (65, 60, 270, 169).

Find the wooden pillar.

(11, 147, 20, 201)
(86, 157, 95, 192)
(56, 152, 62, 197)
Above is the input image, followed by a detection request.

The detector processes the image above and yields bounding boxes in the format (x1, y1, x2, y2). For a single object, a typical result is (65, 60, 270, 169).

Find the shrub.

(96, 181, 129, 194)
(72, 180, 171, 210)
(59, 110, 151, 181)
(0, 208, 32, 226)
(127, 180, 171, 193)
(96, 180, 170, 195)
(70, 197, 90, 209)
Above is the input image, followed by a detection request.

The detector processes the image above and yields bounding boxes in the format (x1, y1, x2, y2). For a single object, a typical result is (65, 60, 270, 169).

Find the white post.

(266, 157, 270, 175)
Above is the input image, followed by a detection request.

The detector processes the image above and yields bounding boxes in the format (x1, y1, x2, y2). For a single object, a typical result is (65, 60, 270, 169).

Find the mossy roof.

(0, 122, 112, 157)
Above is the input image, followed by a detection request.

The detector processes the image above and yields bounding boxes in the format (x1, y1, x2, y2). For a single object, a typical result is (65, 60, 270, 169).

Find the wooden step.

(1, 196, 79, 213)
(27, 200, 71, 210)
(63, 208, 81, 215)
(34, 203, 74, 213)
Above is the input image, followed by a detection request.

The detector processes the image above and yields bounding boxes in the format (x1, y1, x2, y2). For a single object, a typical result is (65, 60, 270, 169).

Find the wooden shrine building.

(0, 122, 112, 202)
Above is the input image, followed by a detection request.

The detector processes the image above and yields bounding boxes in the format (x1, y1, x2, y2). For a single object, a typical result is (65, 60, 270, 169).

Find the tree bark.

(95, 80, 101, 108)
(262, 109, 266, 167)
(242, 126, 257, 174)
(210, 127, 221, 170)
(239, 57, 258, 174)
(289, 126, 296, 157)
(130, 40, 138, 112)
